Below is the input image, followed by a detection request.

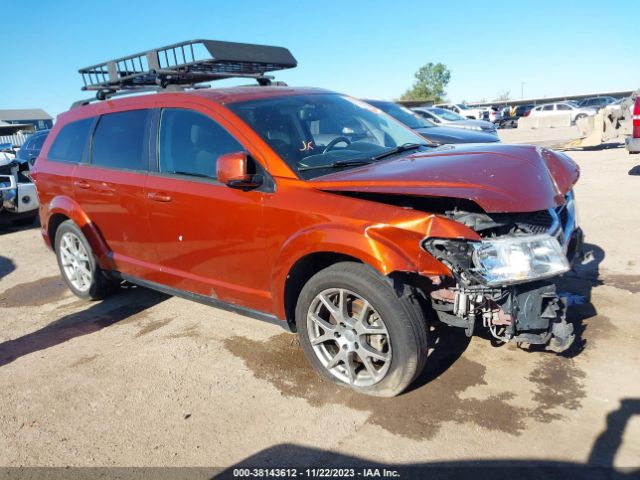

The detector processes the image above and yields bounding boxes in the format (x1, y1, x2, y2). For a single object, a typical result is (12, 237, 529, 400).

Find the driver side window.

(158, 109, 242, 179)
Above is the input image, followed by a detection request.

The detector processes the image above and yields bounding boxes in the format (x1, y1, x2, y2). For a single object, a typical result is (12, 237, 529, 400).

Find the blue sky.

(1, 0, 638, 117)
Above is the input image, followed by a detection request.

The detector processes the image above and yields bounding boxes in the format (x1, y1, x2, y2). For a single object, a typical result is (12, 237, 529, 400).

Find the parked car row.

(433, 103, 489, 120)
(363, 101, 499, 144)
(432, 96, 625, 130)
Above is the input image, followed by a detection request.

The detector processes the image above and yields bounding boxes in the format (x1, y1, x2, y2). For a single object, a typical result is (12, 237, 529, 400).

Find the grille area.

(522, 209, 555, 234)
(518, 191, 575, 248)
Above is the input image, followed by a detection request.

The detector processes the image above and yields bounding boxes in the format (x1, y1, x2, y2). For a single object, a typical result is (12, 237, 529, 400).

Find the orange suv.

(32, 41, 583, 396)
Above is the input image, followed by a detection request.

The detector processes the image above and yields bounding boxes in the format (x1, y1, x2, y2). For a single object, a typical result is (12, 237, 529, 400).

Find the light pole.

(521, 82, 526, 100)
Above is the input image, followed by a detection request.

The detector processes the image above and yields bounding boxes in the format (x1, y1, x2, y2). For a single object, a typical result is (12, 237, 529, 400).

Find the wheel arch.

(272, 225, 420, 321)
(46, 196, 115, 271)
(272, 213, 478, 323)
(48, 212, 70, 250)
(282, 251, 363, 330)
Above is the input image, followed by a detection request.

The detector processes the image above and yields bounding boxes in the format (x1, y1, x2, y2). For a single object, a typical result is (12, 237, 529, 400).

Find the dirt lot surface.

(1, 130, 639, 474)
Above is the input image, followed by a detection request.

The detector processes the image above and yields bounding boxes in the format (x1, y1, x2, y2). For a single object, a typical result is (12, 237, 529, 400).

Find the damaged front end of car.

(423, 190, 583, 353)
(0, 151, 39, 222)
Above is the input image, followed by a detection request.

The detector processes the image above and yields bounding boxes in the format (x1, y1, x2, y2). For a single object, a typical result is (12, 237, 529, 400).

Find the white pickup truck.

(433, 103, 489, 120)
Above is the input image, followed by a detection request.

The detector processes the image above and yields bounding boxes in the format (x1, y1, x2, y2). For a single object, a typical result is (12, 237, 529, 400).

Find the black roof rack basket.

(78, 39, 297, 97)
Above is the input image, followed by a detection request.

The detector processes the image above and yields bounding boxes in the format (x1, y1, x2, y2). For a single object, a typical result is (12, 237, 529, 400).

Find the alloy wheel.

(306, 288, 392, 387)
(59, 232, 92, 293)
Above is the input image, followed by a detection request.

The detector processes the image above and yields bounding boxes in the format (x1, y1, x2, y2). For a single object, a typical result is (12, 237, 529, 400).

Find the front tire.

(295, 262, 428, 397)
(54, 220, 117, 300)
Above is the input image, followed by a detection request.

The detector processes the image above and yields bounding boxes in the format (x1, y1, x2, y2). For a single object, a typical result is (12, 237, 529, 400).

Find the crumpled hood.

(309, 144, 580, 213)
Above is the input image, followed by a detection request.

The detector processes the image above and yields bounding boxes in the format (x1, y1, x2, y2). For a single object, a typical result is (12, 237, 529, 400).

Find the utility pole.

(521, 82, 526, 100)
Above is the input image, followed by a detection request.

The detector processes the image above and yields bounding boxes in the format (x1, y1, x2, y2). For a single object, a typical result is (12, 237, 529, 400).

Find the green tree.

(400, 62, 451, 102)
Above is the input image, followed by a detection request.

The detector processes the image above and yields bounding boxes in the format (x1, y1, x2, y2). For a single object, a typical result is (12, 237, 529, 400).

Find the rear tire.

(54, 220, 118, 300)
(295, 262, 428, 397)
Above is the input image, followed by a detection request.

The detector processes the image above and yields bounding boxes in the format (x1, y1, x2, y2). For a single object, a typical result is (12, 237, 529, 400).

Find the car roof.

(362, 99, 392, 105)
(59, 86, 332, 123)
(189, 86, 330, 104)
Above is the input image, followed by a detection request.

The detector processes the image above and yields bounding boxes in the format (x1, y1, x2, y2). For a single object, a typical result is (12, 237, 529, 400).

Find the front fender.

(270, 214, 480, 319)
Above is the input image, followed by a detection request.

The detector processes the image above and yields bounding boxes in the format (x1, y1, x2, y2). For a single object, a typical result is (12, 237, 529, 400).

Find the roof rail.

(76, 39, 297, 102)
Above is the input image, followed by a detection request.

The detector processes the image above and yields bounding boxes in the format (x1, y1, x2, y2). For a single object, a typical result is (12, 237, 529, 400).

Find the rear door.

(144, 103, 271, 312)
(541, 104, 555, 116)
(556, 103, 573, 121)
(73, 109, 159, 279)
(35, 118, 94, 221)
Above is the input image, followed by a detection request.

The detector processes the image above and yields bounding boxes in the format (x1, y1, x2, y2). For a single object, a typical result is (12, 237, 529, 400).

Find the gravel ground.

(0, 130, 639, 475)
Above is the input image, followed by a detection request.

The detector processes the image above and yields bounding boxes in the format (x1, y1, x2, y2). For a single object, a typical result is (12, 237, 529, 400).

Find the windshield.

(429, 107, 466, 121)
(365, 101, 435, 129)
(456, 104, 470, 110)
(228, 94, 430, 179)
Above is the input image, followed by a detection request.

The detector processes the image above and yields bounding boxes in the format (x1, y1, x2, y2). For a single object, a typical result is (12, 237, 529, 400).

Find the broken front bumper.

(425, 227, 584, 353)
(0, 175, 39, 217)
(430, 279, 575, 352)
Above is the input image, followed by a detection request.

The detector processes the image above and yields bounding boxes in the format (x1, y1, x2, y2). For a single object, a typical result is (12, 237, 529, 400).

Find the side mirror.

(217, 151, 263, 191)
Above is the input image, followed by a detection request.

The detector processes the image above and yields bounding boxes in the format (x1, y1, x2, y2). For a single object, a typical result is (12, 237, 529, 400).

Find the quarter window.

(48, 118, 94, 163)
(31, 134, 46, 150)
(92, 110, 149, 170)
(158, 109, 242, 179)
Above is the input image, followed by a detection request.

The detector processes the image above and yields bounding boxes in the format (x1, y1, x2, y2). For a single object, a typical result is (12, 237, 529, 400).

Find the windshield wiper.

(372, 142, 431, 161)
(298, 159, 373, 172)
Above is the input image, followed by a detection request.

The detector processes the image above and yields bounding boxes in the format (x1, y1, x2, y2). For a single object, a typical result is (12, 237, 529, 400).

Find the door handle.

(74, 180, 90, 189)
(147, 191, 172, 203)
(95, 182, 115, 194)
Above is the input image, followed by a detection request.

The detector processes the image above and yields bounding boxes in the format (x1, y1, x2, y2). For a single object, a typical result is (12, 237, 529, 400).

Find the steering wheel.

(323, 136, 352, 154)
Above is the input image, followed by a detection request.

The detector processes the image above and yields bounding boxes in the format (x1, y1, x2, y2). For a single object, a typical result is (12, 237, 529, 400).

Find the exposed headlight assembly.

(471, 234, 570, 286)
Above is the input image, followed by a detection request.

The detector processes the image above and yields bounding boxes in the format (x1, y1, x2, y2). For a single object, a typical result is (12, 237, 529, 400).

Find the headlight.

(463, 125, 482, 131)
(471, 234, 570, 286)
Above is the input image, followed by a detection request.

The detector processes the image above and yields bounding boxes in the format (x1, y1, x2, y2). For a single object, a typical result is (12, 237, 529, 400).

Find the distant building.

(0, 109, 53, 131)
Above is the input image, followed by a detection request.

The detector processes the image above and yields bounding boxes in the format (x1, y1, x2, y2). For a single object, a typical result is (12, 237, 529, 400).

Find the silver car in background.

(413, 107, 497, 134)
(529, 102, 597, 124)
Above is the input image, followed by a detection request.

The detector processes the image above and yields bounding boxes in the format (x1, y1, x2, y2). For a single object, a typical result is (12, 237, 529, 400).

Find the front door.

(144, 107, 272, 312)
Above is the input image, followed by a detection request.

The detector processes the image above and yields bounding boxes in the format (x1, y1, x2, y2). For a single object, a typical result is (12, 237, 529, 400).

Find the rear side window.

(158, 109, 242, 179)
(543, 105, 554, 111)
(21, 136, 35, 150)
(92, 110, 149, 171)
(31, 134, 46, 150)
(48, 118, 93, 163)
